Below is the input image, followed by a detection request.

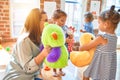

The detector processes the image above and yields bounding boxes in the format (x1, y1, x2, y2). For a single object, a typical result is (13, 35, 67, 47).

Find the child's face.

(56, 16, 66, 27)
(84, 17, 89, 23)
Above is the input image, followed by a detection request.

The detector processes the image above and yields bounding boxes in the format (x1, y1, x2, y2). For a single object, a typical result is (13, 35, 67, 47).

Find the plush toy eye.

(91, 37, 93, 40)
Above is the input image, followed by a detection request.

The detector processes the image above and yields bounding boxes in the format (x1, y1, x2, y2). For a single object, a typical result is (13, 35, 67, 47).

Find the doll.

(67, 26, 76, 52)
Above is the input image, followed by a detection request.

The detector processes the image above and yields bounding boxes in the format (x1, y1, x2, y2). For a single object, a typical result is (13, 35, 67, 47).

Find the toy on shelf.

(5, 46, 11, 52)
(41, 23, 68, 77)
(0, 45, 11, 52)
(0, 45, 10, 68)
(70, 33, 96, 67)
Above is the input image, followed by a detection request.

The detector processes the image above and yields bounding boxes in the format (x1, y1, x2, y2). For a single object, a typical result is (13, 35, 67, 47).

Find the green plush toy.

(41, 23, 69, 77)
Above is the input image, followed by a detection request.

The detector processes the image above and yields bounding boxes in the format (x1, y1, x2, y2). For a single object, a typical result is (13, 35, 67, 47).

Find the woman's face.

(40, 13, 48, 32)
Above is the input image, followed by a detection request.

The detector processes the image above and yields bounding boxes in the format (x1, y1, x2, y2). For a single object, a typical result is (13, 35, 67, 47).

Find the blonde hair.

(22, 8, 46, 45)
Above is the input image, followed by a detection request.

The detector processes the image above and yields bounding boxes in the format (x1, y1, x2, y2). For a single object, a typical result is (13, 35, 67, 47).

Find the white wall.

(61, 0, 65, 11)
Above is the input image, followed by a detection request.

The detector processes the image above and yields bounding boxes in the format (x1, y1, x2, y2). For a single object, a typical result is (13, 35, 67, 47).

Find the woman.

(3, 8, 51, 80)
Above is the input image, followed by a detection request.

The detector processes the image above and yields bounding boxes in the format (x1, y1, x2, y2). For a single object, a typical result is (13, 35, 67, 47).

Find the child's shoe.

(59, 71, 65, 76)
(53, 73, 59, 77)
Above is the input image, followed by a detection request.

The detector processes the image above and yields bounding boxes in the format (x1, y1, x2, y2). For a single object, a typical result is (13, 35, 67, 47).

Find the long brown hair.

(23, 8, 46, 46)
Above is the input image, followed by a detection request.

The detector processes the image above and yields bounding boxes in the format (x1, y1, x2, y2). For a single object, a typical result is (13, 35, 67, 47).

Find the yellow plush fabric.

(70, 33, 96, 67)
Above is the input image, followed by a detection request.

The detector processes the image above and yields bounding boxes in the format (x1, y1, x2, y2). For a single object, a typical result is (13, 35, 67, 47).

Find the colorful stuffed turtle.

(41, 23, 68, 77)
(70, 33, 96, 67)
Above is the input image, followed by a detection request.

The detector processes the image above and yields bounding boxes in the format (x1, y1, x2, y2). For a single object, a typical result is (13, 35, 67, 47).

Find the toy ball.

(5, 47, 11, 52)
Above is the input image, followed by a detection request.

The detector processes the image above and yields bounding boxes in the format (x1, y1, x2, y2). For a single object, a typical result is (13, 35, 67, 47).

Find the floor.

(64, 50, 120, 80)
(0, 41, 120, 80)
(0, 41, 16, 80)
(42, 50, 120, 80)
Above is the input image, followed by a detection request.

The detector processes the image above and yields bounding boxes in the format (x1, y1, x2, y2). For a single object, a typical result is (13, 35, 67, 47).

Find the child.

(52, 9, 74, 53)
(52, 9, 69, 77)
(44, 9, 70, 77)
(79, 5, 120, 80)
(80, 12, 94, 34)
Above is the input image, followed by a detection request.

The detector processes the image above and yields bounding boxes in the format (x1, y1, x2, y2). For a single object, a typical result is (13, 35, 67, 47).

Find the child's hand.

(66, 37, 70, 43)
(66, 37, 73, 44)
(80, 29, 86, 33)
(80, 29, 83, 32)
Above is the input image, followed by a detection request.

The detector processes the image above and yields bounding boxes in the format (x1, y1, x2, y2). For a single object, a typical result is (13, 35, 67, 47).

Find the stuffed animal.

(41, 23, 69, 77)
(70, 33, 96, 67)
(67, 26, 76, 52)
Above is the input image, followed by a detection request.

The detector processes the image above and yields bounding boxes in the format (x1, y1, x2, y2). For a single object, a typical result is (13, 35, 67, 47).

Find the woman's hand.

(42, 45, 52, 57)
(34, 45, 51, 65)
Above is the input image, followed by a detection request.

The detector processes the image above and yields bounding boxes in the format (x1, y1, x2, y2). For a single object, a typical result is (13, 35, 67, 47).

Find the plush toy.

(70, 33, 96, 67)
(67, 26, 76, 52)
(41, 23, 69, 77)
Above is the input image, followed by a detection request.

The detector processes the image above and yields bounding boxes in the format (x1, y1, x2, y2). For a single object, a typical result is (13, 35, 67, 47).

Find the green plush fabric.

(41, 24, 65, 47)
(41, 23, 68, 68)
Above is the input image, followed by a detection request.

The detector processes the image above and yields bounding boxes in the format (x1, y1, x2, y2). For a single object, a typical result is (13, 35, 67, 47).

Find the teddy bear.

(41, 23, 69, 77)
(70, 33, 96, 67)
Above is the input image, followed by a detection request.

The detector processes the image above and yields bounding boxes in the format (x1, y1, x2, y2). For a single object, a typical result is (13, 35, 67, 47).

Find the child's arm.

(79, 36, 108, 51)
(80, 24, 87, 33)
(80, 29, 87, 33)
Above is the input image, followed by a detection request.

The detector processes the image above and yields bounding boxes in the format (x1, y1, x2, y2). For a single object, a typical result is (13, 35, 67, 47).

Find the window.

(10, 0, 40, 37)
(65, 0, 83, 41)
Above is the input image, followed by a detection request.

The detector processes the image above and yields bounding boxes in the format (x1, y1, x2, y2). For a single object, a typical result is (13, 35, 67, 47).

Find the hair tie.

(110, 5, 115, 12)
(118, 9, 120, 12)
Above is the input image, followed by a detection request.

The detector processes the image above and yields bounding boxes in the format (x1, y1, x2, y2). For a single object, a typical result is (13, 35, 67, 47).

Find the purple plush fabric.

(39, 44, 44, 52)
(47, 47, 61, 62)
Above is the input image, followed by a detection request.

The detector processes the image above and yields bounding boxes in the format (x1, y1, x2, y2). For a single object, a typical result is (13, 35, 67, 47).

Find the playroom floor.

(0, 42, 120, 80)
(41, 51, 120, 80)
